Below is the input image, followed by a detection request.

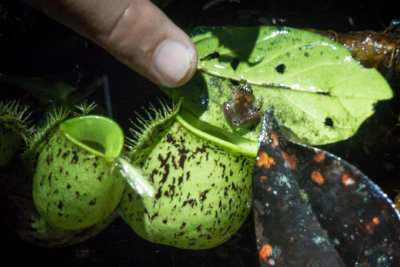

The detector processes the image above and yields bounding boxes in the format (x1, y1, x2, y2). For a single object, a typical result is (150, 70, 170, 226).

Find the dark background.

(1, 0, 399, 266)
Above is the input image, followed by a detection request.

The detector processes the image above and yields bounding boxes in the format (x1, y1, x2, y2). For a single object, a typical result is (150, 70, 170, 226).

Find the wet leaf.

(162, 26, 393, 146)
(252, 108, 400, 266)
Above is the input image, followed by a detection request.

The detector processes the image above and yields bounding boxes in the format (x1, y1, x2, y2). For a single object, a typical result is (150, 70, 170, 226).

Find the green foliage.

(162, 26, 393, 147)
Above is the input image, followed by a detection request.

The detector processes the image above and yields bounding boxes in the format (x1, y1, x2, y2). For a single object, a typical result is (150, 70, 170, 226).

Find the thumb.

(25, 0, 198, 87)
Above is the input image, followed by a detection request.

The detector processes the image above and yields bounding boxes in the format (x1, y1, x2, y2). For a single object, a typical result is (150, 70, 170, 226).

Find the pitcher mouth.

(59, 115, 124, 160)
(176, 110, 257, 157)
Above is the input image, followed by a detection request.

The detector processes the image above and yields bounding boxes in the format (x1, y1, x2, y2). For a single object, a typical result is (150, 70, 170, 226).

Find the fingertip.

(152, 39, 197, 87)
(30, 0, 199, 88)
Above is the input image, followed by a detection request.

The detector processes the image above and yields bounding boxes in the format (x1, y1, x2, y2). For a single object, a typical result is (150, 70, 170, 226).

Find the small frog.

(223, 84, 262, 128)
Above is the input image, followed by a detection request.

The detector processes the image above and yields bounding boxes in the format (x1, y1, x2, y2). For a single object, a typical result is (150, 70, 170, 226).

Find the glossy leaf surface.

(252, 108, 400, 266)
(162, 26, 393, 146)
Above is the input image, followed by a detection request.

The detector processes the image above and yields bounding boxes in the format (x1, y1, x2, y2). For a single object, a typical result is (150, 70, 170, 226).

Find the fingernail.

(154, 40, 195, 86)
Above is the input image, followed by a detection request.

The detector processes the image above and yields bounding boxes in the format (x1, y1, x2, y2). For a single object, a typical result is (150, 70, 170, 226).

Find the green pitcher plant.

(1, 107, 119, 247)
(32, 115, 131, 230)
(0, 100, 32, 168)
(118, 101, 254, 249)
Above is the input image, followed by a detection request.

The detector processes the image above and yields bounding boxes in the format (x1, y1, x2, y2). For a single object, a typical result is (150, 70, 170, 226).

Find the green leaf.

(161, 26, 393, 147)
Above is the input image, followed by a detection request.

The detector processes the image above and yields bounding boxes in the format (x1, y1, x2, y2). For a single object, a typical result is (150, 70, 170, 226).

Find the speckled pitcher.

(0, 101, 31, 168)
(32, 115, 126, 230)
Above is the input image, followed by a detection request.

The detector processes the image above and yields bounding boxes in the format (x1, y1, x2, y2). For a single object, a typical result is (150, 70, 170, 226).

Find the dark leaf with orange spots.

(252, 107, 400, 267)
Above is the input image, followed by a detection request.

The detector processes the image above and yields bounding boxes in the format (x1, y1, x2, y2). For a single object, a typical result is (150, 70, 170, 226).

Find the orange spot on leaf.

(365, 216, 380, 234)
(270, 133, 279, 148)
(259, 244, 273, 260)
(311, 170, 324, 185)
(256, 151, 276, 168)
(342, 174, 356, 186)
(281, 151, 297, 169)
(259, 175, 268, 182)
(313, 151, 326, 163)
